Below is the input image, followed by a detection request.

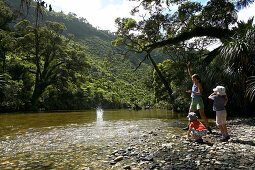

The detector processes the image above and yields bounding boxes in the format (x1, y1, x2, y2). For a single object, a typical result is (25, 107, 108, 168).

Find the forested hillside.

(2, 0, 255, 117)
(0, 0, 155, 112)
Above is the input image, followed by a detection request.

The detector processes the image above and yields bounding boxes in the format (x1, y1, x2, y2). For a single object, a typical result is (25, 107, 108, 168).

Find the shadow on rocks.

(231, 139, 255, 146)
(228, 117, 255, 126)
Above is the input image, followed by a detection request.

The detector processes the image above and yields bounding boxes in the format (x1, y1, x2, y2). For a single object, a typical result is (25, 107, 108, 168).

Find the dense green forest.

(0, 0, 155, 112)
(1, 0, 255, 117)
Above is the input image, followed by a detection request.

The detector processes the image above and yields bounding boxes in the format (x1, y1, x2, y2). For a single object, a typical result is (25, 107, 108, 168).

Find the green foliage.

(0, 0, 155, 112)
(2, 0, 254, 115)
(8, 13, 90, 110)
(113, 0, 255, 115)
(246, 76, 255, 102)
(201, 0, 237, 28)
(153, 58, 191, 112)
(0, 1, 15, 30)
(178, 2, 202, 23)
(0, 73, 25, 111)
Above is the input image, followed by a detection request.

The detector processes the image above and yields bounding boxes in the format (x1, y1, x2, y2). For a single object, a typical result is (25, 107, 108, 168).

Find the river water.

(0, 109, 187, 169)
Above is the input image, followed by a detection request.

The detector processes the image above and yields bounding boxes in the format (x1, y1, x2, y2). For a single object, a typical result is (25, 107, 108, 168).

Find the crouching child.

(187, 112, 207, 143)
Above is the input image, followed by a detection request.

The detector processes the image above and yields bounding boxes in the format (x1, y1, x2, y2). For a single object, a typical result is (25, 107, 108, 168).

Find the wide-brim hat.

(213, 86, 226, 95)
(187, 112, 198, 122)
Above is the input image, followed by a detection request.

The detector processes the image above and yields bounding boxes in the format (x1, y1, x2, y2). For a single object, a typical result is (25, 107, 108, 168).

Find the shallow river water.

(0, 109, 188, 169)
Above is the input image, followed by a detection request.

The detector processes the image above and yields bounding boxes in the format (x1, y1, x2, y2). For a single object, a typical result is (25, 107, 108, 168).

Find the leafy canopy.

(113, 0, 252, 58)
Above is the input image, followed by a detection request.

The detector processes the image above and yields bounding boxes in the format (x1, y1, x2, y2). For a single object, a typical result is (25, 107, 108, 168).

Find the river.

(0, 109, 187, 169)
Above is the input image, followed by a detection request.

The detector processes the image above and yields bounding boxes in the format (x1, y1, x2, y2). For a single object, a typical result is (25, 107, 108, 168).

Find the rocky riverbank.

(108, 118, 255, 169)
(0, 117, 254, 169)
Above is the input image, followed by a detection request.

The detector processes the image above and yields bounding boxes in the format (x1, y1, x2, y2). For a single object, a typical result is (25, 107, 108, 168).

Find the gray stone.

(123, 165, 131, 169)
(114, 156, 124, 162)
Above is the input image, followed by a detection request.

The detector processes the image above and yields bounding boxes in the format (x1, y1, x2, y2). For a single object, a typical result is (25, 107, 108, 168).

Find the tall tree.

(15, 20, 90, 109)
(113, 0, 254, 111)
(0, 1, 17, 73)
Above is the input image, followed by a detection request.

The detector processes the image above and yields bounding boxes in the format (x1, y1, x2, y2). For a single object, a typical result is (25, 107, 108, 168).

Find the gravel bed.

(109, 117, 255, 169)
(0, 117, 254, 169)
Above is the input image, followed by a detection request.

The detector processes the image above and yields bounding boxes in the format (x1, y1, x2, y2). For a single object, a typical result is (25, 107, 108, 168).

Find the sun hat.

(213, 86, 226, 95)
(187, 112, 198, 122)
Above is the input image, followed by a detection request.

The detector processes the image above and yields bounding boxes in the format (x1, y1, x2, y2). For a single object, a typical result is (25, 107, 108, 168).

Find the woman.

(184, 61, 212, 133)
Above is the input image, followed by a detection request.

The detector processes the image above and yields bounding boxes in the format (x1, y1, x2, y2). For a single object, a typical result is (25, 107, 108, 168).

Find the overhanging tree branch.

(146, 26, 233, 50)
(202, 46, 221, 65)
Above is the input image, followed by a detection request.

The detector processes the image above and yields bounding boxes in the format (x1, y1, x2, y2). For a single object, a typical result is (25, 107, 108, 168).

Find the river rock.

(82, 168, 94, 170)
(111, 150, 119, 155)
(114, 156, 124, 162)
(123, 165, 131, 169)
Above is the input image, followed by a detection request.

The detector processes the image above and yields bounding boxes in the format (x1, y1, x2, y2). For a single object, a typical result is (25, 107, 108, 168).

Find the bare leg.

(198, 109, 210, 128)
(217, 125, 225, 135)
(219, 124, 230, 141)
(222, 124, 228, 134)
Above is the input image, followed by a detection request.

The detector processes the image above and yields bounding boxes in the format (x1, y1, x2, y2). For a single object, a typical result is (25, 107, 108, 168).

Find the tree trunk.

(147, 54, 173, 103)
(29, 2, 42, 111)
(1, 53, 6, 73)
(30, 81, 47, 110)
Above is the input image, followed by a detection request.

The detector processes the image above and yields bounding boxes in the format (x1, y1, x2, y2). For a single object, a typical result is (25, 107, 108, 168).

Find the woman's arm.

(196, 83, 203, 95)
(187, 61, 193, 80)
(186, 83, 202, 95)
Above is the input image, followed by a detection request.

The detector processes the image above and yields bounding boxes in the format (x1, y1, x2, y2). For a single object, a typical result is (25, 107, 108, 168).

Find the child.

(187, 112, 207, 143)
(208, 86, 230, 142)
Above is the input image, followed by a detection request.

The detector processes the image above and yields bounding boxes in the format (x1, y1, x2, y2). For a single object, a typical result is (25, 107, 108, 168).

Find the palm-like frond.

(236, 0, 254, 10)
(203, 22, 255, 109)
(0, 74, 4, 84)
(221, 25, 255, 76)
(0, 73, 8, 87)
(246, 76, 255, 102)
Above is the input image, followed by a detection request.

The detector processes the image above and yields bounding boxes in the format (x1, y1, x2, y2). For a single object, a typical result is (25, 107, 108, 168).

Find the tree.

(153, 59, 187, 110)
(0, 1, 15, 30)
(113, 0, 255, 113)
(15, 20, 90, 110)
(0, 1, 17, 73)
(220, 22, 255, 114)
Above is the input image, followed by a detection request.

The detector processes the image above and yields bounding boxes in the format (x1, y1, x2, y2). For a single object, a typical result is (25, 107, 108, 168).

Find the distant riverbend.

(0, 110, 254, 169)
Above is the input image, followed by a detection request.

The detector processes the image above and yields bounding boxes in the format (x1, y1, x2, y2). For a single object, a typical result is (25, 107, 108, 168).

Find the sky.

(44, 0, 142, 32)
(44, 0, 255, 32)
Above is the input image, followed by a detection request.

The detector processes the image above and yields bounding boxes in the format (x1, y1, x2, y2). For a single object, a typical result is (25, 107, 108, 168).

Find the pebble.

(114, 156, 124, 162)
(123, 165, 131, 169)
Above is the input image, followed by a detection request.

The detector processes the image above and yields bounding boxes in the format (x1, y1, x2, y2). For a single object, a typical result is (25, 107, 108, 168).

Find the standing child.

(208, 86, 230, 141)
(187, 112, 207, 143)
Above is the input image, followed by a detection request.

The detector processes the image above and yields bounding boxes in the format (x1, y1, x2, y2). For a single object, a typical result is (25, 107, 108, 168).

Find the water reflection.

(0, 111, 97, 137)
(96, 107, 104, 126)
(0, 109, 188, 137)
(0, 109, 190, 169)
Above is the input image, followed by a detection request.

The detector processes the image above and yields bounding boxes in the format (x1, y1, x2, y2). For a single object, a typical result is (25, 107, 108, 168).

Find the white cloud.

(238, 2, 255, 24)
(45, 0, 141, 32)
(44, 0, 255, 33)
